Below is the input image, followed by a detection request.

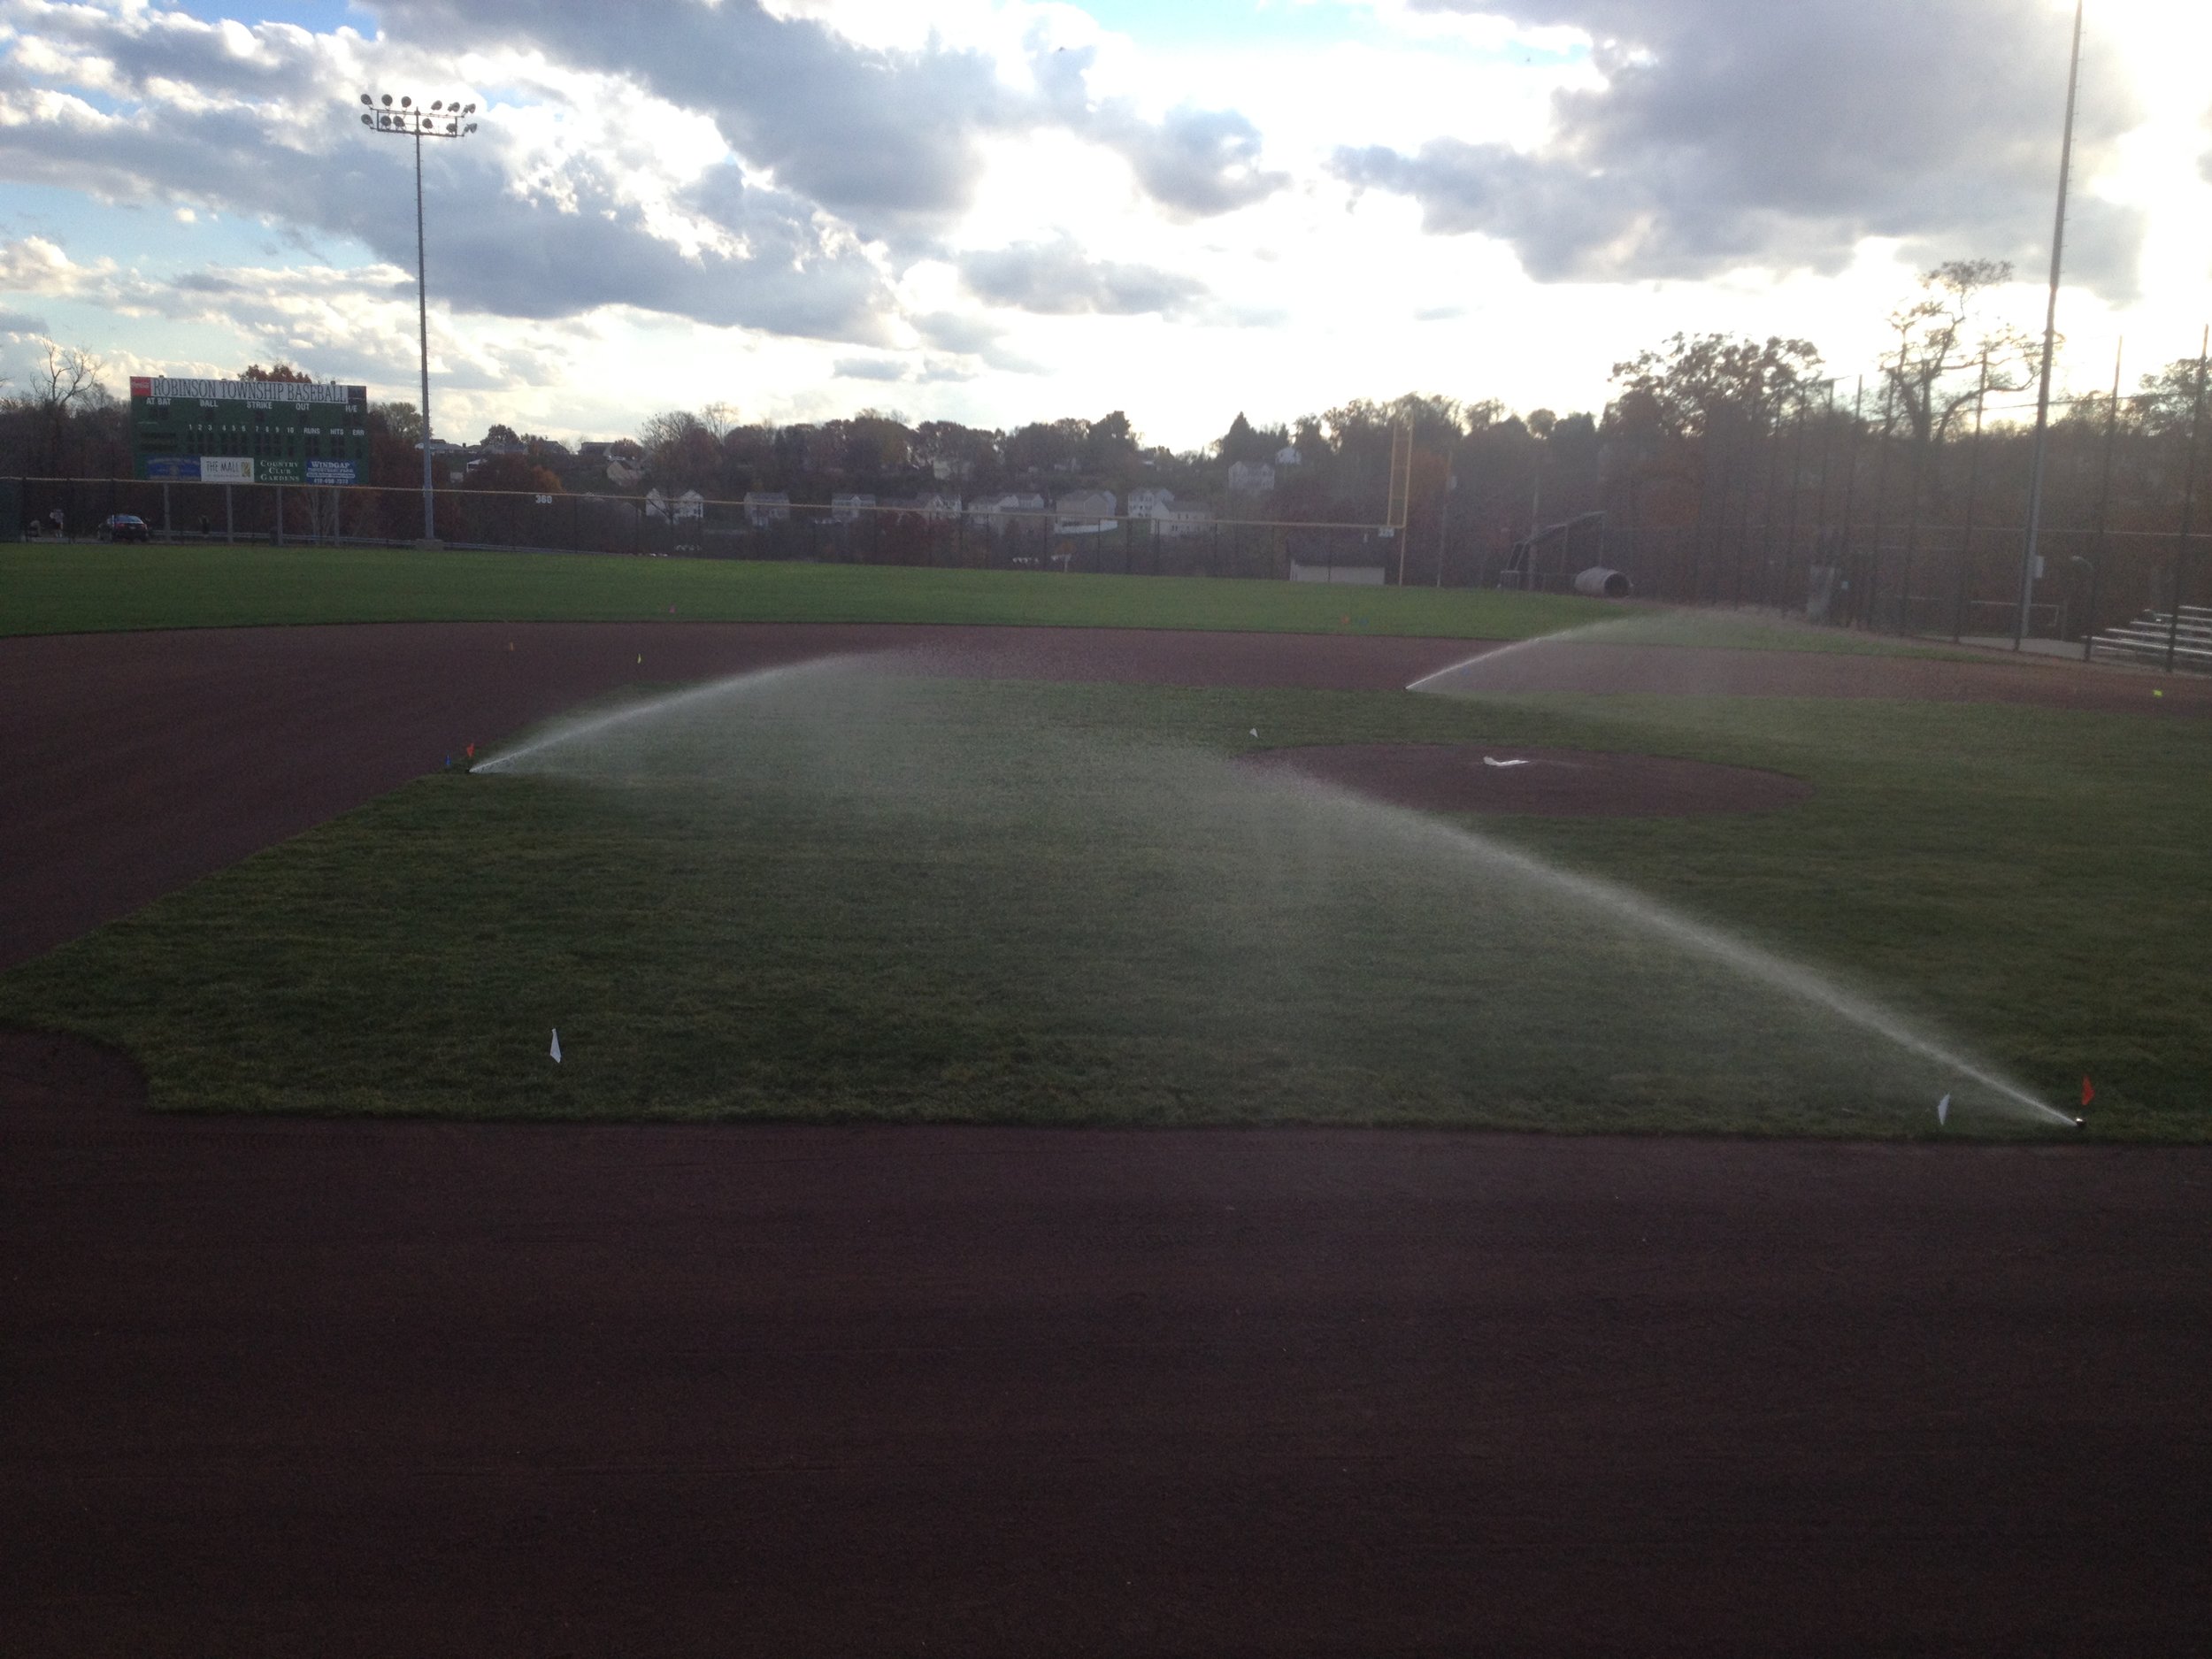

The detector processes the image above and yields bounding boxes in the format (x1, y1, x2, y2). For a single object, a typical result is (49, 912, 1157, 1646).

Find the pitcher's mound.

(1236, 744, 1812, 817)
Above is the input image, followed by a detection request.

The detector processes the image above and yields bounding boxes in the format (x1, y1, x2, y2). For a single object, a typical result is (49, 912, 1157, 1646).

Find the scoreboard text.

(130, 376, 371, 486)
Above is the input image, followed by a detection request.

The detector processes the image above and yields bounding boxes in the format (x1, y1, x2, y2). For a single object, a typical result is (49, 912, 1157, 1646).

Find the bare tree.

(699, 401, 738, 442)
(638, 409, 704, 454)
(1882, 261, 2038, 451)
(28, 341, 105, 473)
(637, 410, 723, 492)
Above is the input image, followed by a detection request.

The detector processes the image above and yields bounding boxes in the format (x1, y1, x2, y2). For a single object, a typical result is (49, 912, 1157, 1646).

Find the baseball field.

(4, 542, 2208, 1654)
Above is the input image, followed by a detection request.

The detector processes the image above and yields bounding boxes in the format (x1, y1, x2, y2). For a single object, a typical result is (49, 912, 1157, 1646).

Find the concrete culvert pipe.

(1574, 567, 1633, 599)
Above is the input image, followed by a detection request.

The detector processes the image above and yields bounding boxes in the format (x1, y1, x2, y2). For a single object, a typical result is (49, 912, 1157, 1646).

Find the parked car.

(97, 513, 150, 543)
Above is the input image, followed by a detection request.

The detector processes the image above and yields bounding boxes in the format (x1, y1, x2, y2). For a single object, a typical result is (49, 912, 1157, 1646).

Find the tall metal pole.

(1434, 469, 1454, 588)
(1952, 350, 1992, 642)
(1753, 388, 1785, 609)
(1387, 424, 1413, 585)
(1807, 379, 1839, 611)
(414, 124, 435, 543)
(361, 90, 479, 548)
(1899, 422, 1927, 637)
(2164, 326, 2211, 672)
(1865, 362, 1899, 630)
(1834, 377, 1865, 625)
(2081, 339, 2123, 662)
(2016, 0, 2085, 649)
(1780, 387, 1813, 611)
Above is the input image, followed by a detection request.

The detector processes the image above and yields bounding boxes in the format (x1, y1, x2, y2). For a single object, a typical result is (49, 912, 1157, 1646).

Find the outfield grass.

(1, 542, 1596, 638)
(0, 542, 1961, 656)
(4, 671, 2202, 1139)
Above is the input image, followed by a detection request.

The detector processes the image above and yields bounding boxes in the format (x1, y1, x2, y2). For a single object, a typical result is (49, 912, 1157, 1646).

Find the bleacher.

(2089, 603, 2212, 672)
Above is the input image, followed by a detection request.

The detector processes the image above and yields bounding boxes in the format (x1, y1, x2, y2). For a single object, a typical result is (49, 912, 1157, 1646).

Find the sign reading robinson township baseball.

(130, 376, 370, 486)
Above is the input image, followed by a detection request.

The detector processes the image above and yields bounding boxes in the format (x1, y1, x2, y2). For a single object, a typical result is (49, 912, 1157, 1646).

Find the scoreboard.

(130, 376, 370, 486)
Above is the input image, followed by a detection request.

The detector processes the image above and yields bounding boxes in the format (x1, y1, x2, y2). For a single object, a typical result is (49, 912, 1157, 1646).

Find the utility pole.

(2016, 0, 2085, 649)
(360, 89, 480, 547)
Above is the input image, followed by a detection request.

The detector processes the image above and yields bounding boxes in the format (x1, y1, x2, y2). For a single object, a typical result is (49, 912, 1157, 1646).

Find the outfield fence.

(1558, 518, 2212, 660)
(10, 472, 2211, 669)
(4, 475, 1404, 586)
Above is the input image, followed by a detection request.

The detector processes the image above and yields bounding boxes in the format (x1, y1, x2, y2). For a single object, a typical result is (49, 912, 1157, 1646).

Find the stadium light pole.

(2014, 0, 2085, 649)
(359, 89, 480, 546)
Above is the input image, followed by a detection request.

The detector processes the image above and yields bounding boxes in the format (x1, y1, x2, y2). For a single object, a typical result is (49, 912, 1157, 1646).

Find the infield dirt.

(4, 618, 2199, 969)
(5, 620, 2209, 1655)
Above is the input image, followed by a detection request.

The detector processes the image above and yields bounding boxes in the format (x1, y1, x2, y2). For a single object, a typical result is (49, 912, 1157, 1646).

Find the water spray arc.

(1386, 810, 2068, 1126)
(485, 652, 2065, 1132)
(471, 657, 867, 774)
(1397, 625, 2064, 1126)
(1402, 618, 1639, 692)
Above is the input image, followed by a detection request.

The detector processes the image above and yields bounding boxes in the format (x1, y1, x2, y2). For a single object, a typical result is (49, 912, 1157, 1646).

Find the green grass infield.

(4, 672, 2200, 1140)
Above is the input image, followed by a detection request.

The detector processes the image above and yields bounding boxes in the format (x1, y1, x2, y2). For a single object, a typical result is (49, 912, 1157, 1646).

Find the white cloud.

(1341, 0, 2147, 294)
(0, 0, 2200, 450)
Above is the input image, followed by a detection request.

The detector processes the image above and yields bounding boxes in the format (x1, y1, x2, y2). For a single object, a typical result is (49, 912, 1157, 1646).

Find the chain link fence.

(9, 471, 2208, 669)
(4, 476, 1408, 583)
(1525, 517, 2209, 660)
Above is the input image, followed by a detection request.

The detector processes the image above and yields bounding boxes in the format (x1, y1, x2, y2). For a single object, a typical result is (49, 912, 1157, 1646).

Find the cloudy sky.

(1, 0, 2206, 449)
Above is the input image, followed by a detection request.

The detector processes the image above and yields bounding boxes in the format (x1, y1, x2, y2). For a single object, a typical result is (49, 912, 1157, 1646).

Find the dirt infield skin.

(4, 621, 2210, 1655)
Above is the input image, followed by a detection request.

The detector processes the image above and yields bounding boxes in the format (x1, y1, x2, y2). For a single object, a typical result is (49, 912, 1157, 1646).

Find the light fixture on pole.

(358, 89, 480, 547)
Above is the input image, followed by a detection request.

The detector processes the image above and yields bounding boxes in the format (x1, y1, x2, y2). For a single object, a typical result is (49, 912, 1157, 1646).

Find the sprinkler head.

(2074, 1116, 2085, 1127)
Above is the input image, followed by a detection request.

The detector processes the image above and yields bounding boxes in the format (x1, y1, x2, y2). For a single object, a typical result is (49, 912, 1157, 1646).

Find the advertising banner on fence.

(135, 455, 359, 486)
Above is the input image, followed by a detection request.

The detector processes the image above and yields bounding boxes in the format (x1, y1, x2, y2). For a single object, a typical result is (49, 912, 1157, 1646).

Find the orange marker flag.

(465, 742, 475, 761)
(2081, 1076, 2094, 1107)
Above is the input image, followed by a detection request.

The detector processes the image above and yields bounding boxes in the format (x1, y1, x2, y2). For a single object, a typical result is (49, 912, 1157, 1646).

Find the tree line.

(6, 256, 2205, 595)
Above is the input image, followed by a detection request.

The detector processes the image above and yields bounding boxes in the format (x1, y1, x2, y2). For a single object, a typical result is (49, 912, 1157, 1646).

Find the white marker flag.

(550, 1029, 563, 1064)
(1937, 1094, 1949, 1126)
